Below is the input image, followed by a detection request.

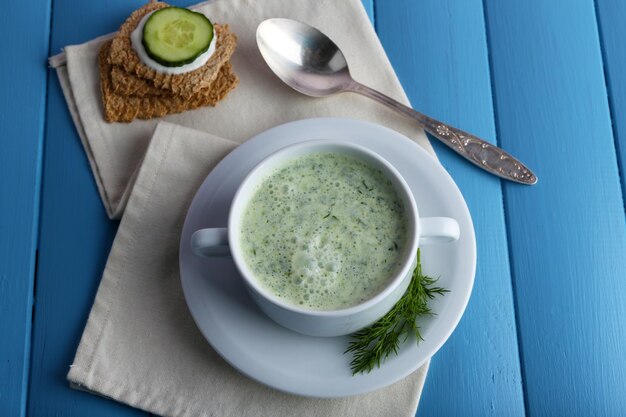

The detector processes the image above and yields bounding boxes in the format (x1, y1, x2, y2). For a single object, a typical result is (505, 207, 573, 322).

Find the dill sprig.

(345, 249, 448, 374)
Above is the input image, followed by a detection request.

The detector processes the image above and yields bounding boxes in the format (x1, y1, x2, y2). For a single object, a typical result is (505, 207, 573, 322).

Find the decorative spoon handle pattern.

(348, 81, 537, 184)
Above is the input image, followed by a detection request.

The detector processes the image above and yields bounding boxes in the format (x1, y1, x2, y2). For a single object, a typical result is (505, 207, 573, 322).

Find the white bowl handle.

(419, 217, 460, 245)
(191, 228, 231, 257)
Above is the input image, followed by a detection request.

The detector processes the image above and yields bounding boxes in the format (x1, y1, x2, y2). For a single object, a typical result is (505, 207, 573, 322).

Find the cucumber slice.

(142, 7, 214, 67)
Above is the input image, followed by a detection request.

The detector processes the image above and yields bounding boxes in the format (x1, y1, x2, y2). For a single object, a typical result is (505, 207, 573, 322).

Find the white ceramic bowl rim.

(228, 139, 420, 317)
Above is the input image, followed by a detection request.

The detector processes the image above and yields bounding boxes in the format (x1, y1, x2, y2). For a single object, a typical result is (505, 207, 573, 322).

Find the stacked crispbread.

(99, 0, 238, 122)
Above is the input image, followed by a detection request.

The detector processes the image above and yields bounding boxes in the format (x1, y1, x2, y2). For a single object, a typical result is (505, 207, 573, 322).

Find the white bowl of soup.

(191, 140, 459, 337)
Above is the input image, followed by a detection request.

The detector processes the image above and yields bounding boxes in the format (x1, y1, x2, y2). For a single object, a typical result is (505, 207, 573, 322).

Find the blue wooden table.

(2, 0, 626, 416)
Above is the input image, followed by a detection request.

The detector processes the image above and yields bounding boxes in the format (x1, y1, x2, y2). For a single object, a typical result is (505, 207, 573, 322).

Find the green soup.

(240, 152, 408, 310)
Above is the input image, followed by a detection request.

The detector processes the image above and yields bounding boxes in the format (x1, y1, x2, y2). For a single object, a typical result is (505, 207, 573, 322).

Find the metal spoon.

(256, 18, 537, 185)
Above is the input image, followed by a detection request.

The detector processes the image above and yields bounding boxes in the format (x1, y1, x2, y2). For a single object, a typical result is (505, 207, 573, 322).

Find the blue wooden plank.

(484, 0, 626, 415)
(376, 1, 525, 416)
(595, 0, 626, 205)
(0, 0, 50, 415)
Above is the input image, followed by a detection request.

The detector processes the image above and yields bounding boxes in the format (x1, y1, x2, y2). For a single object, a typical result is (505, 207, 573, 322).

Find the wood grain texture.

(595, 0, 626, 204)
(376, 1, 525, 416)
(0, 0, 50, 416)
(484, 0, 626, 415)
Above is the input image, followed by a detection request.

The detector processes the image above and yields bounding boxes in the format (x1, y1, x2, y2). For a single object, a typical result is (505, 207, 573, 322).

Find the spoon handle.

(347, 81, 537, 184)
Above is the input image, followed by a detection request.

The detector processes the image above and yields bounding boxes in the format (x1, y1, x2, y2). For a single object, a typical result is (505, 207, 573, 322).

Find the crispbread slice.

(108, 0, 237, 99)
(110, 64, 165, 96)
(110, 24, 234, 98)
(99, 40, 238, 123)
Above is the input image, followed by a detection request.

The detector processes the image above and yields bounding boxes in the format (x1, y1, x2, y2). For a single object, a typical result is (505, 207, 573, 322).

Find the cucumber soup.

(240, 152, 408, 311)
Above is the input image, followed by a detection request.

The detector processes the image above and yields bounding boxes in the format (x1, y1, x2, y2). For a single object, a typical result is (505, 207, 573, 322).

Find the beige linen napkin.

(52, 0, 442, 415)
(50, 0, 434, 219)
(67, 121, 430, 417)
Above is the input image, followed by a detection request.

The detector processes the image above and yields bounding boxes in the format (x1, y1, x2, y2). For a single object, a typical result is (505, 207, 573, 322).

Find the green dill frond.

(345, 249, 448, 374)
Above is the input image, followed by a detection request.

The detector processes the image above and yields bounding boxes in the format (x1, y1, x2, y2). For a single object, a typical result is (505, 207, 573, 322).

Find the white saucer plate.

(179, 118, 476, 398)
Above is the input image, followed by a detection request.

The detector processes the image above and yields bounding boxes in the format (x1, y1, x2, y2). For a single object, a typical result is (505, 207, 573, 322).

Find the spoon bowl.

(257, 18, 353, 97)
(256, 18, 538, 184)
